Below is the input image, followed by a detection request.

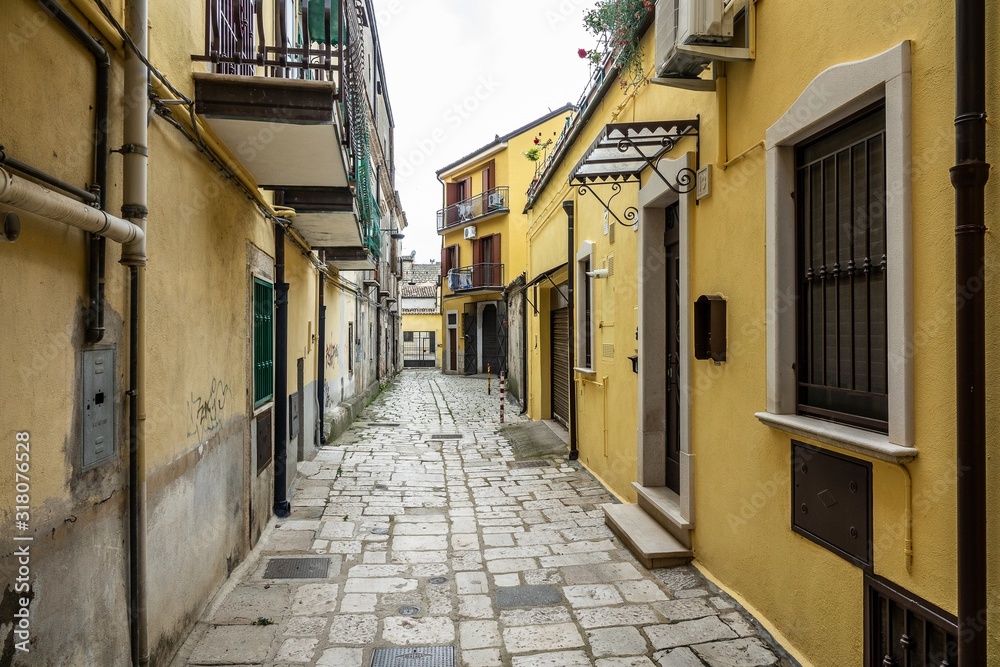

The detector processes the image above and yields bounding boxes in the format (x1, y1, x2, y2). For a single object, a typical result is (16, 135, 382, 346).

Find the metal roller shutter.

(551, 307, 570, 426)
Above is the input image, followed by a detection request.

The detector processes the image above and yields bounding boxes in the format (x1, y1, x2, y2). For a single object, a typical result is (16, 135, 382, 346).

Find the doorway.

(551, 307, 570, 426)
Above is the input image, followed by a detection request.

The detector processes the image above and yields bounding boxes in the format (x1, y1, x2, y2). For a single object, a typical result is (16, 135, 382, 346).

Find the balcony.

(446, 264, 505, 293)
(193, 0, 379, 251)
(436, 186, 509, 233)
(325, 247, 377, 271)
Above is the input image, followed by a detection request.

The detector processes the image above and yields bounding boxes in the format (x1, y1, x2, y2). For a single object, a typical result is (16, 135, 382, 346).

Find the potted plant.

(579, 0, 653, 93)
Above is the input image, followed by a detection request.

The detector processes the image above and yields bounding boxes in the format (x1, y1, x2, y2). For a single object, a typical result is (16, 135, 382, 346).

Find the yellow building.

(0, 0, 402, 663)
(436, 106, 575, 377)
(524, 1, 998, 665)
(401, 256, 443, 368)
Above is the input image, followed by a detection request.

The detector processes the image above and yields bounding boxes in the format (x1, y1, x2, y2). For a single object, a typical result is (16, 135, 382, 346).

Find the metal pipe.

(119, 0, 150, 663)
(563, 200, 579, 460)
(0, 150, 98, 204)
(0, 167, 143, 244)
(952, 0, 990, 663)
(35, 0, 111, 344)
(273, 223, 291, 518)
(318, 258, 327, 446)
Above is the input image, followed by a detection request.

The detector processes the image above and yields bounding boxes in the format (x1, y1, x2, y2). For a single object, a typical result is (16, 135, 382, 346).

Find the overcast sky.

(371, 0, 597, 264)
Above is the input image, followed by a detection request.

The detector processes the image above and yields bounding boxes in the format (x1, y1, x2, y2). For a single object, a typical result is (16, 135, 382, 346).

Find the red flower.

(578, 48, 588, 58)
(534, 137, 540, 145)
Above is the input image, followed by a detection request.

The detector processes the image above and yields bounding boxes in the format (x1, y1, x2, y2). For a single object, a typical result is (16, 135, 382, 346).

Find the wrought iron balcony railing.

(196, 0, 352, 84)
(436, 186, 509, 232)
(446, 264, 505, 292)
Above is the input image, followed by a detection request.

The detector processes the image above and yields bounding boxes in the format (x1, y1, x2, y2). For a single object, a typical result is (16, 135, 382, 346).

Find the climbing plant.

(579, 0, 653, 93)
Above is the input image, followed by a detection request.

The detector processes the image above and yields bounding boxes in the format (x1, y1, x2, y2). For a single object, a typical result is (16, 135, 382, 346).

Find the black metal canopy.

(568, 118, 700, 227)
(569, 119, 699, 185)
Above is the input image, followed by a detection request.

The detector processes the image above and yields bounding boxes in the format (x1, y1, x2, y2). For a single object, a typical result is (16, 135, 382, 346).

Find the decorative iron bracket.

(615, 132, 698, 196)
(576, 182, 639, 228)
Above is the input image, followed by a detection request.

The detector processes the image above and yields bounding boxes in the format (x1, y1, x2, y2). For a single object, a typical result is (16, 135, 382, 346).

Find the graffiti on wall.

(187, 378, 232, 443)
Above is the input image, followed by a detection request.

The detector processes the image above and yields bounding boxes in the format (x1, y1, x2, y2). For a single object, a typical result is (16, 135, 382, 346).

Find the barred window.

(796, 106, 888, 432)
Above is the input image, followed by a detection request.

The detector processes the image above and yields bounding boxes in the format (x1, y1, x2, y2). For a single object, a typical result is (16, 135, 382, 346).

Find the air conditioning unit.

(487, 192, 505, 210)
(464, 226, 477, 240)
(655, 0, 733, 80)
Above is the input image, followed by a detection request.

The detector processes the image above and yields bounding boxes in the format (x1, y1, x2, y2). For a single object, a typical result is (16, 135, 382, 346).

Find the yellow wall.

(403, 312, 443, 367)
(525, 5, 1000, 665)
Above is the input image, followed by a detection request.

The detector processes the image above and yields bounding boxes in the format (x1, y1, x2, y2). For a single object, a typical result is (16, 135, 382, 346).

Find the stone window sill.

(754, 412, 918, 464)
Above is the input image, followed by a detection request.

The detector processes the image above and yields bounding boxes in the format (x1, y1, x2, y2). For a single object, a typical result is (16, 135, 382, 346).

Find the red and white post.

(499, 371, 506, 424)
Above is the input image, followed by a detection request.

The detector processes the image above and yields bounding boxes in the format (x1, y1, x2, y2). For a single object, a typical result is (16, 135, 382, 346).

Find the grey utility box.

(83, 347, 116, 470)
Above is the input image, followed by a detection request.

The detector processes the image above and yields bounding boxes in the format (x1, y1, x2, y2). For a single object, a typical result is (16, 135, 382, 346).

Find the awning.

(569, 119, 699, 185)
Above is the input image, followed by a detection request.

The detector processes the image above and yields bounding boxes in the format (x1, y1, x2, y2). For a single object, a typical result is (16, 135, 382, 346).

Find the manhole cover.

(428, 434, 462, 440)
(495, 585, 563, 608)
(263, 557, 330, 579)
(428, 577, 448, 585)
(511, 460, 551, 469)
(398, 606, 421, 616)
(371, 646, 455, 667)
(370, 527, 390, 535)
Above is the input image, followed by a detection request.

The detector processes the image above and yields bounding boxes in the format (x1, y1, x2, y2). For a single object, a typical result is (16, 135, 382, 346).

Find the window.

(403, 331, 414, 342)
(253, 278, 274, 407)
(348, 322, 354, 373)
(441, 244, 459, 278)
(760, 42, 914, 459)
(576, 241, 595, 370)
(796, 106, 888, 432)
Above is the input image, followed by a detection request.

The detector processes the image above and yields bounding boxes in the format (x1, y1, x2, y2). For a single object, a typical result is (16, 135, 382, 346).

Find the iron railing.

(436, 186, 509, 232)
(446, 264, 505, 292)
(199, 0, 348, 83)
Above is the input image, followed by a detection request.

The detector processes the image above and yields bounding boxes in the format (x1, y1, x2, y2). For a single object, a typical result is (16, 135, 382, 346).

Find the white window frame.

(575, 240, 596, 373)
(756, 41, 917, 464)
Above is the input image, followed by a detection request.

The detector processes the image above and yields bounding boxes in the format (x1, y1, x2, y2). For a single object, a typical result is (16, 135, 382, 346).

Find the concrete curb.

(322, 379, 386, 443)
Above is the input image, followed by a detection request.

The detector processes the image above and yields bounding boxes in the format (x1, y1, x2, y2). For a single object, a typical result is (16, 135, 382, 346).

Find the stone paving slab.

(177, 371, 797, 667)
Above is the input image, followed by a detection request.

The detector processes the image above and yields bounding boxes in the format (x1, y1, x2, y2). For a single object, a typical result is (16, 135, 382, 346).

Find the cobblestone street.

(174, 370, 795, 667)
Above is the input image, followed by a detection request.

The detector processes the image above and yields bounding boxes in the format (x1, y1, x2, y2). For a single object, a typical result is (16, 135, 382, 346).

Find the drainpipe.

(517, 281, 529, 416)
(563, 200, 579, 460)
(273, 223, 291, 518)
(118, 0, 149, 663)
(36, 0, 110, 344)
(952, 0, 990, 663)
(317, 257, 327, 446)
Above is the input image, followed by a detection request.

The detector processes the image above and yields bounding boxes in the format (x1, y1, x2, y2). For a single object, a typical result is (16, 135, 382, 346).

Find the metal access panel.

(289, 391, 299, 439)
(263, 557, 330, 579)
(83, 347, 116, 470)
(371, 646, 455, 667)
(792, 441, 872, 568)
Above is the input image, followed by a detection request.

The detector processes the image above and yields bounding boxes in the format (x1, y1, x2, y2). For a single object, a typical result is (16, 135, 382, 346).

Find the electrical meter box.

(83, 347, 116, 470)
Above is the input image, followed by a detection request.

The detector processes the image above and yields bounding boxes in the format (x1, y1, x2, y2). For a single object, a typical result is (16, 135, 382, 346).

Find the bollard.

(487, 363, 492, 395)
(500, 371, 506, 423)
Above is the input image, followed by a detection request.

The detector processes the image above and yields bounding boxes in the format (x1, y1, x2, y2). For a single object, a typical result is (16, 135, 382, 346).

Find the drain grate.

(428, 434, 462, 440)
(369, 423, 401, 427)
(263, 557, 330, 579)
(371, 646, 455, 667)
(510, 460, 551, 469)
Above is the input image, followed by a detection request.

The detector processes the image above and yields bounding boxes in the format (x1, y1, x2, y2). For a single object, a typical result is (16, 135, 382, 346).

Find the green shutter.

(253, 278, 275, 407)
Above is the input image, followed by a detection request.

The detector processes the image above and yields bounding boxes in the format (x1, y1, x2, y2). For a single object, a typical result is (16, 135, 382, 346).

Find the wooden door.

(665, 203, 681, 493)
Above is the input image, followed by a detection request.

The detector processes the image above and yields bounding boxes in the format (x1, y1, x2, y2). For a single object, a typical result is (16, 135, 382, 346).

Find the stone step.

(633, 483, 693, 549)
(602, 503, 693, 570)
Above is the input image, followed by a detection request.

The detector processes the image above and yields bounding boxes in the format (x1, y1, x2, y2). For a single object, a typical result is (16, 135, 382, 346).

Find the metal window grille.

(866, 574, 957, 666)
(348, 322, 354, 372)
(253, 278, 275, 407)
(796, 106, 888, 432)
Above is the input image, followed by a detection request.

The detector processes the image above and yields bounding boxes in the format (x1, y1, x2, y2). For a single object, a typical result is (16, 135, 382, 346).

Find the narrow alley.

(172, 371, 794, 667)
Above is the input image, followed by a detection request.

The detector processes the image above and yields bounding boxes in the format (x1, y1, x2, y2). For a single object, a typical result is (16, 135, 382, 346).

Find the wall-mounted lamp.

(381, 227, 405, 240)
